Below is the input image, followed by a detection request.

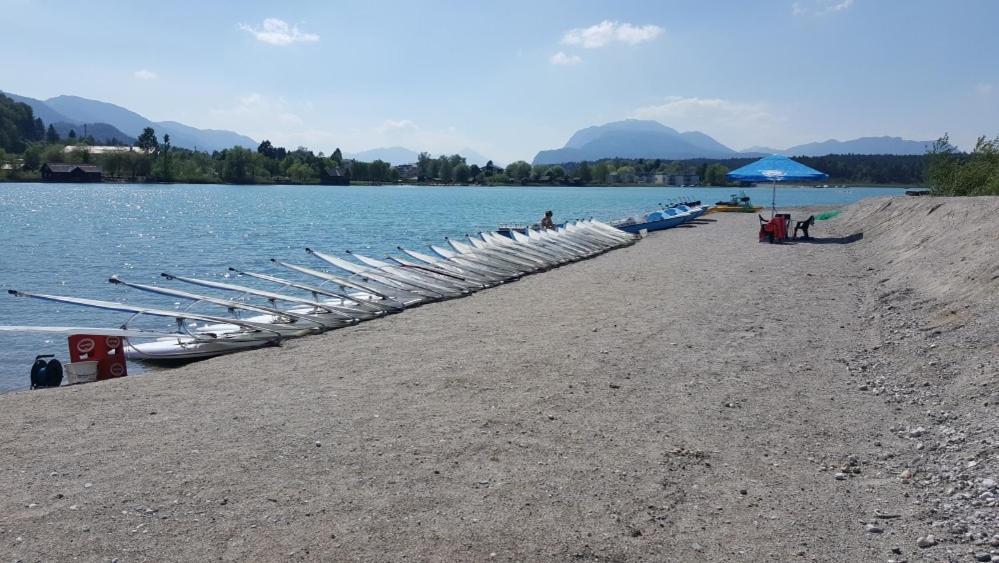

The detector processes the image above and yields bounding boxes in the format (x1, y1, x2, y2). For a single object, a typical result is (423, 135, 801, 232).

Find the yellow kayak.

(706, 205, 763, 214)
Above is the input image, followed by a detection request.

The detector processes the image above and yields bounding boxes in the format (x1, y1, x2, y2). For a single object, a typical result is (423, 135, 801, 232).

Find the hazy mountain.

(457, 147, 494, 167)
(346, 146, 420, 165)
(780, 136, 933, 156)
(742, 145, 781, 155)
(2, 92, 73, 125)
(5, 93, 256, 151)
(534, 119, 738, 164)
(346, 146, 495, 166)
(51, 122, 136, 145)
(3, 92, 139, 145)
(154, 120, 256, 152)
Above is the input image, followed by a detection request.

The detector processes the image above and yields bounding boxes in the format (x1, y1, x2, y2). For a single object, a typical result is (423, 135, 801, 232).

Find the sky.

(2, 0, 997, 162)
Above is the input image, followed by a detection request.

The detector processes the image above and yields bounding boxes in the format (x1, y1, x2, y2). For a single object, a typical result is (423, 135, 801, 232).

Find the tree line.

(926, 134, 999, 196)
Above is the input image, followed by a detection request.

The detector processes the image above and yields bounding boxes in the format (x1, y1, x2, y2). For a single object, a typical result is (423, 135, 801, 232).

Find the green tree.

(369, 159, 391, 182)
(287, 161, 317, 183)
(578, 161, 593, 184)
(505, 161, 532, 181)
(257, 140, 276, 159)
(137, 127, 158, 152)
(438, 155, 453, 183)
(22, 144, 43, 170)
(593, 162, 609, 183)
(704, 164, 730, 186)
(70, 147, 92, 164)
(103, 151, 127, 178)
(45, 124, 60, 144)
(0, 94, 43, 152)
(416, 152, 433, 180)
(549, 165, 565, 180)
(927, 134, 999, 196)
(153, 134, 174, 181)
(67, 129, 77, 141)
(453, 162, 470, 184)
(332, 147, 343, 164)
(220, 146, 259, 183)
(350, 160, 370, 181)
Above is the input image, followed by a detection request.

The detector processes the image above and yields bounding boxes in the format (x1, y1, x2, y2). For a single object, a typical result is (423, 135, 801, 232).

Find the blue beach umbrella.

(727, 155, 828, 217)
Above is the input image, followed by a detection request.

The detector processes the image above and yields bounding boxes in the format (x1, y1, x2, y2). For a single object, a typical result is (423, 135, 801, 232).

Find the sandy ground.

(1, 198, 997, 562)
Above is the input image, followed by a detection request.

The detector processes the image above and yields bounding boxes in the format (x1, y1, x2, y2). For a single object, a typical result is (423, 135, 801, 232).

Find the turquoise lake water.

(0, 182, 909, 392)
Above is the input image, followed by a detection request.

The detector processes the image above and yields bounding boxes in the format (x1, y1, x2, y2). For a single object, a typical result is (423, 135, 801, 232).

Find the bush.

(927, 134, 999, 196)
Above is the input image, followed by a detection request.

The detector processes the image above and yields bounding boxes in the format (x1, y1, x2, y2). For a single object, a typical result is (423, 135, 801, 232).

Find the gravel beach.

(1, 197, 997, 562)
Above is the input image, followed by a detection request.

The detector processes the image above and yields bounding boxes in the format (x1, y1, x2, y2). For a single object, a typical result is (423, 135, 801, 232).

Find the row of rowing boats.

(611, 201, 709, 234)
(1, 220, 636, 363)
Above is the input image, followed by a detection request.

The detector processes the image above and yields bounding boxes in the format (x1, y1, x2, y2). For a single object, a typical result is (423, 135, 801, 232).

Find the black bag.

(30, 355, 63, 389)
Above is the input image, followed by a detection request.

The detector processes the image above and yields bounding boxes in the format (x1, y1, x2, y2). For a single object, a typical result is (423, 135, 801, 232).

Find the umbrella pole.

(771, 179, 777, 219)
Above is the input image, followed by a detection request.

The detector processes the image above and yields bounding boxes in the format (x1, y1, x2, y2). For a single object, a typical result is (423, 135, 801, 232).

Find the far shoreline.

(0, 178, 927, 189)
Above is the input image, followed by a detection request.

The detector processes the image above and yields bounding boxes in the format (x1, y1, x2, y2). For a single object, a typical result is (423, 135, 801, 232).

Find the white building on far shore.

(63, 145, 142, 155)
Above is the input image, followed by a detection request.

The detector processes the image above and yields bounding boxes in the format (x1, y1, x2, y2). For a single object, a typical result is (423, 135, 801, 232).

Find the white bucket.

(65, 361, 99, 384)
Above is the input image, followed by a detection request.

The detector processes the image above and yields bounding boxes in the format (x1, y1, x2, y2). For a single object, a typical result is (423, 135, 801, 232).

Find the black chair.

(794, 215, 815, 239)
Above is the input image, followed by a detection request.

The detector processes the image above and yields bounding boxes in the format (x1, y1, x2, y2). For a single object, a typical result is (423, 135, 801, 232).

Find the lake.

(0, 182, 908, 392)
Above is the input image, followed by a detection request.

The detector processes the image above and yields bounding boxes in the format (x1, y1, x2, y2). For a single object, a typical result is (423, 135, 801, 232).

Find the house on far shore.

(320, 166, 350, 186)
(62, 146, 139, 155)
(41, 163, 102, 183)
(654, 173, 700, 186)
(394, 163, 419, 181)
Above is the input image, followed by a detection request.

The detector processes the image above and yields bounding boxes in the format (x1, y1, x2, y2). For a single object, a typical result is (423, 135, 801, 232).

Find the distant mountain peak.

(535, 119, 735, 164)
(1, 91, 256, 151)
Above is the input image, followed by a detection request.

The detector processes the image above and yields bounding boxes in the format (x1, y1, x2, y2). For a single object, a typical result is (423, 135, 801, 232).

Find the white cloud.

(633, 96, 787, 150)
(792, 0, 855, 16)
(550, 51, 582, 66)
(561, 20, 663, 49)
(375, 119, 419, 134)
(238, 18, 319, 46)
(210, 93, 306, 136)
(133, 69, 157, 80)
(976, 83, 994, 95)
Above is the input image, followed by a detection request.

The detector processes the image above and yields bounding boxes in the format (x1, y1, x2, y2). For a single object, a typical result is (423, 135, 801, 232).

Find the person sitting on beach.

(540, 210, 555, 230)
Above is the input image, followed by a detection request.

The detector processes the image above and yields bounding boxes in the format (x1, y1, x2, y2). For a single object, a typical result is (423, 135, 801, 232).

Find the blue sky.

(2, 0, 996, 162)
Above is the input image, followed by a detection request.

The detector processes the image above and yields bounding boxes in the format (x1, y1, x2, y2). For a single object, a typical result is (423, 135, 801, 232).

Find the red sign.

(68, 334, 128, 380)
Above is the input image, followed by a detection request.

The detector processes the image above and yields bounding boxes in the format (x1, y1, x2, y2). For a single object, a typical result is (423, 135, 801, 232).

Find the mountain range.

(3, 90, 933, 164)
(2, 91, 256, 151)
(756, 136, 933, 157)
(532, 119, 934, 164)
(345, 146, 494, 166)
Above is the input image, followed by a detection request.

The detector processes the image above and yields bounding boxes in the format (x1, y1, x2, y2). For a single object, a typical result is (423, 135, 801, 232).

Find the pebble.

(974, 553, 991, 562)
(899, 469, 913, 480)
(865, 523, 883, 533)
(315, 441, 321, 447)
(981, 478, 996, 488)
(916, 535, 937, 548)
(835, 472, 848, 480)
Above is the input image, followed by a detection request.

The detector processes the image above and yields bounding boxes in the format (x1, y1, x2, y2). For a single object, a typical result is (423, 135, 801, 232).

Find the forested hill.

(0, 93, 44, 153)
